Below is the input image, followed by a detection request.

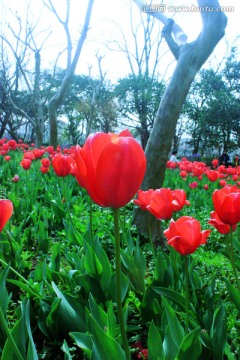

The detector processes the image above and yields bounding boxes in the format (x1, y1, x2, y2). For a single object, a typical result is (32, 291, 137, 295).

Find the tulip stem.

(184, 256, 189, 333)
(229, 227, 240, 292)
(147, 216, 156, 259)
(0, 305, 24, 360)
(113, 208, 131, 360)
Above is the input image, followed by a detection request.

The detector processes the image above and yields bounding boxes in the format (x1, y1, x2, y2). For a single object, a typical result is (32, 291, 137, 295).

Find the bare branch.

(132, 0, 188, 45)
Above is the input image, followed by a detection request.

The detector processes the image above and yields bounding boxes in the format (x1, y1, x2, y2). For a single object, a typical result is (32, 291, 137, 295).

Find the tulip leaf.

(90, 315, 126, 360)
(70, 332, 93, 357)
(51, 282, 87, 334)
(107, 271, 129, 303)
(83, 240, 103, 278)
(163, 324, 179, 360)
(223, 277, 240, 311)
(89, 293, 107, 330)
(147, 321, 163, 360)
(153, 287, 196, 319)
(162, 297, 184, 348)
(0, 266, 11, 314)
(93, 236, 112, 292)
(175, 327, 202, 360)
(1, 298, 38, 360)
(210, 305, 227, 360)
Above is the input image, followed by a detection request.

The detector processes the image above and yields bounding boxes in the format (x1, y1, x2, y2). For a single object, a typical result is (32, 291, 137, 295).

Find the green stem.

(147, 215, 156, 259)
(89, 197, 93, 242)
(0, 306, 24, 360)
(113, 208, 131, 360)
(229, 227, 240, 292)
(184, 256, 189, 333)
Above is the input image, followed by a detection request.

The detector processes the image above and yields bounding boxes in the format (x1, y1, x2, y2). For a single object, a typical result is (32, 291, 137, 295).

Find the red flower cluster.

(134, 188, 190, 220)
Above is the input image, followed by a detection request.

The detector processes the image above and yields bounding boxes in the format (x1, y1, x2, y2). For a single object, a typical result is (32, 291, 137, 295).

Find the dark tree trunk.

(133, 0, 227, 238)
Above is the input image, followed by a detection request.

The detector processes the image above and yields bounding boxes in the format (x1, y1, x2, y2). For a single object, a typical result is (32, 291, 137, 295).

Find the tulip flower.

(0, 199, 13, 232)
(11, 175, 20, 183)
(20, 158, 32, 170)
(41, 158, 51, 168)
(208, 211, 236, 235)
(164, 216, 211, 256)
(52, 154, 73, 177)
(72, 130, 146, 208)
(146, 188, 175, 220)
(134, 189, 154, 211)
(212, 186, 240, 226)
(172, 189, 190, 211)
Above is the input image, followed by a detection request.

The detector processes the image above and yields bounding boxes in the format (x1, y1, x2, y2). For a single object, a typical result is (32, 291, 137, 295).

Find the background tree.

(110, 1, 165, 149)
(132, 0, 228, 238)
(45, 0, 95, 148)
(182, 50, 240, 156)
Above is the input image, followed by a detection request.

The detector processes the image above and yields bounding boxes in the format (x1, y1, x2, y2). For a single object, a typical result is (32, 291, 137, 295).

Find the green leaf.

(1, 298, 38, 360)
(51, 282, 87, 335)
(210, 305, 226, 360)
(61, 339, 73, 360)
(83, 240, 103, 278)
(49, 242, 61, 272)
(0, 266, 11, 314)
(147, 321, 163, 360)
(162, 297, 184, 348)
(70, 332, 93, 357)
(223, 277, 240, 311)
(153, 287, 197, 324)
(176, 327, 202, 360)
(107, 271, 129, 303)
(89, 294, 107, 330)
(90, 316, 126, 360)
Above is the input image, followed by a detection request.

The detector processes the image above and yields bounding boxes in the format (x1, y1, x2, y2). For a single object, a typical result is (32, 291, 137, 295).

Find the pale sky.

(1, 0, 239, 82)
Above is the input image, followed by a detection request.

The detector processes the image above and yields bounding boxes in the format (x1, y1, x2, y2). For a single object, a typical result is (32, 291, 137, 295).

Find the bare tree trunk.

(133, 0, 227, 238)
(48, 0, 94, 148)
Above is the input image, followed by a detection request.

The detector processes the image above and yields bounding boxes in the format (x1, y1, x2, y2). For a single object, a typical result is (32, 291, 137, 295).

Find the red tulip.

(189, 181, 198, 189)
(208, 211, 236, 234)
(134, 189, 154, 211)
(52, 154, 73, 177)
(206, 170, 219, 182)
(0, 199, 13, 231)
(72, 130, 146, 208)
(8, 139, 17, 150)
(11, 175, 20, 183)
(164, 216, 211, 255)
(146, 188, 175, 220)
(4, 156, 10, 161)
(212, 186, 240, 226)
(172, 189, 190, 211)
(20, 158, 32, 170)
(41, 158, 51, 168)
(40, 166, 50, 174)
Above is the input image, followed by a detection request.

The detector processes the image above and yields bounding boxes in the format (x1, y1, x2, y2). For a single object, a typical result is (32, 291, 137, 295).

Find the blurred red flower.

(52, 154, 73, 177)
(41, 158, 51, 168)
(20, 158, 32, 170)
